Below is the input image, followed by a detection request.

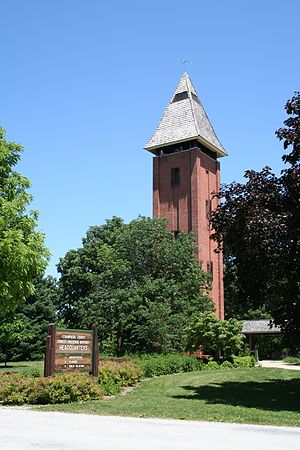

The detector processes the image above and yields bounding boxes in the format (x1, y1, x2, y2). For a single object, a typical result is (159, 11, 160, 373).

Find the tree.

(185, 312, 244, 357)
(0, 319, 32, 366)
(57, 216, 213, 355)
(0, 276, 58, 363)
(0, 128, 49, 316)
(223, 253, 272, 320)
(211, 93, 300, 347)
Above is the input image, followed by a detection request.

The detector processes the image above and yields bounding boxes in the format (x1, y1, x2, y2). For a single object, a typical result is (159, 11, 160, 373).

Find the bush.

(283, 357, 300, 365)
(133, 354, 205, 378)
(0, 373, 30, 405)
(133, 353, 256, 377)
(186, 312, 244, 357)
(203, 360, 219, 370)
(98, 360, 143, 395)
(220, 360, 233, 369)
(0, 372, 103, 405)
(232, 356, 256, 368)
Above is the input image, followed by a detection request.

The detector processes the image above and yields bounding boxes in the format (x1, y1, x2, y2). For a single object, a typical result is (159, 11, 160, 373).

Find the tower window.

(191, 92, 201, 105)
(172, 91, 189, 102)
(205, 200, 211, 220)
(171, 167, 180, 186)
(207, 261, 213, 279)
(173, 230, 180, 240)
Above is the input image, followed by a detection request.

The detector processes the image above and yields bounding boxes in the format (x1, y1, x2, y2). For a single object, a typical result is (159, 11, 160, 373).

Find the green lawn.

(37, 367, 300, 427)
(0, 360, 44, 374)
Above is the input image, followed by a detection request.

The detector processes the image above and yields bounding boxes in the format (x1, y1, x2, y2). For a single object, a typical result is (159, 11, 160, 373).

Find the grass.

(0, 360, 44, 374)
(36, 367, 300, 427)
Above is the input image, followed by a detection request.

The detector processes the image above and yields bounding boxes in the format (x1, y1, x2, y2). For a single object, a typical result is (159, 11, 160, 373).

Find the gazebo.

(242, 320, 282, 358)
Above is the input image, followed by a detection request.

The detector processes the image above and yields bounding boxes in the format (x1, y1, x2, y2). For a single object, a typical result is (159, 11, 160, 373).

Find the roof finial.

(177, 58, 192, 69)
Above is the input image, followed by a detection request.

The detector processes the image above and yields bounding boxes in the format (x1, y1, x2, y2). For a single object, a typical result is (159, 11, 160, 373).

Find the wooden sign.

(44, 324, 99, 377)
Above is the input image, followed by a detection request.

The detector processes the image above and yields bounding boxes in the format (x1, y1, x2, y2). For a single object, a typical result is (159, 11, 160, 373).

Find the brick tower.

(144, 73, 227, 319)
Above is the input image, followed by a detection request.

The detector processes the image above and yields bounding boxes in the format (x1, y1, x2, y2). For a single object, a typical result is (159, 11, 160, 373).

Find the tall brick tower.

(144, 73, 227, 319)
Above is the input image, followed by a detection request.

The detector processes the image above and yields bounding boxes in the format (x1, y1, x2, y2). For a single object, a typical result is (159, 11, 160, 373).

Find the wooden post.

(44, 323, 56, 377)
(92, 324, 99, 377)
(44, 335, 52, 377)
(49, 323, 56, 375)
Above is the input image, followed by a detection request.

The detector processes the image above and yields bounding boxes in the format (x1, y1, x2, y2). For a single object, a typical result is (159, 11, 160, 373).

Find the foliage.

(57, 216, 212, 355)
(232, 355, 256, 368)
(202, 360, 219, 370)
(282, 356, 300, 365)
(98, 360, 143, 395)
(186, 312, 244, 357)
(0, 276, 58, 363)
(133, 353, 205, 378)
(275, 91, 300, 166)
(220, 360, 233, 369)
(0, 319, 33, 366)
(0, 372, 103, 405)
(0, 128, 49, 316)
(223, 254, 272, 320)
(211, 93, 300, 347)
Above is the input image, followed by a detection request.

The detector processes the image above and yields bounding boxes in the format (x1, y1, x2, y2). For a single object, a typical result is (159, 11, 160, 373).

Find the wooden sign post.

(44, 323, 99, 377)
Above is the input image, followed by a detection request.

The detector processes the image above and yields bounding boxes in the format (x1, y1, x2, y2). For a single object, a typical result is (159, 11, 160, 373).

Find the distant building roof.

(144, 73, 227, 158)
(242, 320, 281, 335)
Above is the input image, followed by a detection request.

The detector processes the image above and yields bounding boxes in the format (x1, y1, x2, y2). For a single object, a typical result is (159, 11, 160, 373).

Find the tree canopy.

(0, 129, 49, 317)
(211, 92, 300, 347)
(57, 216, 213, 355)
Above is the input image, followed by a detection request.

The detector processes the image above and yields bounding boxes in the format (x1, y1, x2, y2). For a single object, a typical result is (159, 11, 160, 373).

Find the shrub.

(283, 357, 300, 365)
(232, 356, 256, 368)
(203, 360, 219, 370)
(98, 360, 143, 395)
(0, 373, 30, 405)
(27, 373, 103, 404)
(0, 372, 103, 405)
(133, 354, 204, 378)
(220, 360, 233, 369)
(186, 313, 244, 357)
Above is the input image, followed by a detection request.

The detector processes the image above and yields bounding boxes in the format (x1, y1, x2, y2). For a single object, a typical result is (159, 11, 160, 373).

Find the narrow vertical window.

(207, 261, 213, 279)
(205, 200, 211, 220)
(171, 167, 180, 186)
(173, 230, 180, 240)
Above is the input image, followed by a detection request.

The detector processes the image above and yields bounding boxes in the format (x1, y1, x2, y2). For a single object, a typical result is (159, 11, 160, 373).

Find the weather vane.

(177, 58, 192, 67)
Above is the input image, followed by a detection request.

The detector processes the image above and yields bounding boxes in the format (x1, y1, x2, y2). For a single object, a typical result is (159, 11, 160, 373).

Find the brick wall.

(153, 147, 224, 319)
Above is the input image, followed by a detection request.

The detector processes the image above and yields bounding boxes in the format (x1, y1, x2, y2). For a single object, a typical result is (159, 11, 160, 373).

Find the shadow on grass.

(174, 379, 300, 413)
(0, 364, 28, 370)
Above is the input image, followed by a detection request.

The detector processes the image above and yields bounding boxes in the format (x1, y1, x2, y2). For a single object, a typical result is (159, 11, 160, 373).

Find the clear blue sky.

(1, 0, 299, 277)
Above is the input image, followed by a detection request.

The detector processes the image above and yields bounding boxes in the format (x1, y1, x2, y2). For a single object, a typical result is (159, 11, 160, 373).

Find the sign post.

(44, 324, 98, 377)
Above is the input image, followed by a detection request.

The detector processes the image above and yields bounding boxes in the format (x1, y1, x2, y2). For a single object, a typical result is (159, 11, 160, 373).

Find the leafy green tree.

(0, 128, 49, 316)
(57, 216, 213, 355)
(186, 312, 244, 357)
(211, 93, 300, 347)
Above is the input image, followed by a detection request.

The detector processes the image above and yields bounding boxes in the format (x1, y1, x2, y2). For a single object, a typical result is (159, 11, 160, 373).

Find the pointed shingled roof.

(144, 73, 227, 157)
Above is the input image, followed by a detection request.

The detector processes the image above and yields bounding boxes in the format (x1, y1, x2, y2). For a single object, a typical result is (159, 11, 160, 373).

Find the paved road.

(0, 408, 299, 450)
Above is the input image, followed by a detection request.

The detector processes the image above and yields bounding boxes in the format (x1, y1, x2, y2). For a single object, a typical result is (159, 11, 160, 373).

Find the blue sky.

(1, 0, 299, 276)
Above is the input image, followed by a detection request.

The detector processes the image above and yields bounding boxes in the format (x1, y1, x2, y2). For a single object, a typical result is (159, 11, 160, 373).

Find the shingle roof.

(144, 73, 227, 157)
(242, 320, 281, 335)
